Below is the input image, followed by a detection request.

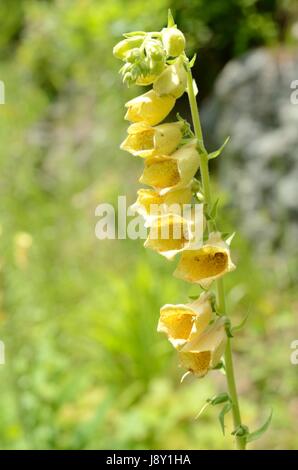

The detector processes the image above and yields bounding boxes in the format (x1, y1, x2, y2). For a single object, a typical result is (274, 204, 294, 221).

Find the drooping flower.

(153, 56, 187, 98)
(139, 141, 200, 194)
(130, 186, 192, 219)
(158, 292, 213, 348)
(144, 213, 191, 259)
(174, 232, 236, 288)
(120, 121, 183, 158)
(178, 319, 227, 377)
(144, 206, 203, 259)
(125, 90, 175, 126)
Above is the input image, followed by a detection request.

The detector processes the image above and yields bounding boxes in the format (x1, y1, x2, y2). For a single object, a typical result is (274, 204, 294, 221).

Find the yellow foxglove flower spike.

(178, 319, 227, 377)
(124, 90, 175, 126)
(114, 15, 249, 450)
(158, 292, 213, 349)
(139, 141, 200, 194)
(130, 187, 192, 221)
(153, 56, 187, 98)
(120, 121, 183, 158)
(144, 206, 203, 259)
(174, 232, 236, 288)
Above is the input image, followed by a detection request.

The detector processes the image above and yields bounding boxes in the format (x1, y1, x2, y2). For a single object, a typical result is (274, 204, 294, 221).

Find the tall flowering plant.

(113, 11, 271, 450)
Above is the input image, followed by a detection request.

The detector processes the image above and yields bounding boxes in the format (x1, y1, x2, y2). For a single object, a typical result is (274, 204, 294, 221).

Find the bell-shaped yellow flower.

(178, 319, 227, 377)
(120, 121, 183, 158)
(130, 187, 192, 219)
(139, 141, 200, 194)
(144, 206, 203, 259)
(153, 57, 187, 98)
(125, 90, 175, 126)
(174, 232, 236, 288)
(158, 292, 213, 349)
(144, 213, 191, 259)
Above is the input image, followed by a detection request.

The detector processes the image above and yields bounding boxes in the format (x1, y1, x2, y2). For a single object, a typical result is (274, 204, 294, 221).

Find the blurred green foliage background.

(0, 0, 297, 450)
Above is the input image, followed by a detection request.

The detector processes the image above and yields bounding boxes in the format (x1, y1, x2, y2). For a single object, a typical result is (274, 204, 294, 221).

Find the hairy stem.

(186, 64, 246, 450)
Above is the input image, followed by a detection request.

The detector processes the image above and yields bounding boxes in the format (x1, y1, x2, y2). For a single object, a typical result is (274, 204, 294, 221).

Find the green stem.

(186, 65, 246, 450)
(186, 69, 212, 209)
(217, 278, 246, 450)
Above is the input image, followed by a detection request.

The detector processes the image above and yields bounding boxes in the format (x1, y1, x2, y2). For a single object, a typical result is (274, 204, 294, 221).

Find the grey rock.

(202, 48, 298, 255)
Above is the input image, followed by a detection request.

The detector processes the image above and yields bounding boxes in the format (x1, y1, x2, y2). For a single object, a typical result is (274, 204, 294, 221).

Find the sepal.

(208, 137, 230, 160)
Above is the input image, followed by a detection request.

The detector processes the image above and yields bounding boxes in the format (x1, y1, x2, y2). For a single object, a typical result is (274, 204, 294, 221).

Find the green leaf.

(246, 411, 272, 443)
(209, 198, 219, 219)
(221, 232, 231, 240)
(196, 393, 230, 420)
(208, 137, 230, 160)
(212, 360, 226, 374)
(189, 53, 197, 68)
(225, 232, 236, 246)
(210, 392, 230, 406)
(167, 9, 176, 27)
(218, 402, 232, 435)
(232, 311, 250, 334)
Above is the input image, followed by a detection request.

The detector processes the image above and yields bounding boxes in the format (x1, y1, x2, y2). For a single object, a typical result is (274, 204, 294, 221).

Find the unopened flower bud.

(145, 40, 165, 61)
(113, 36, 144, 60)
(126, 48, 142, 63)
(162, 27, 185, 57)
